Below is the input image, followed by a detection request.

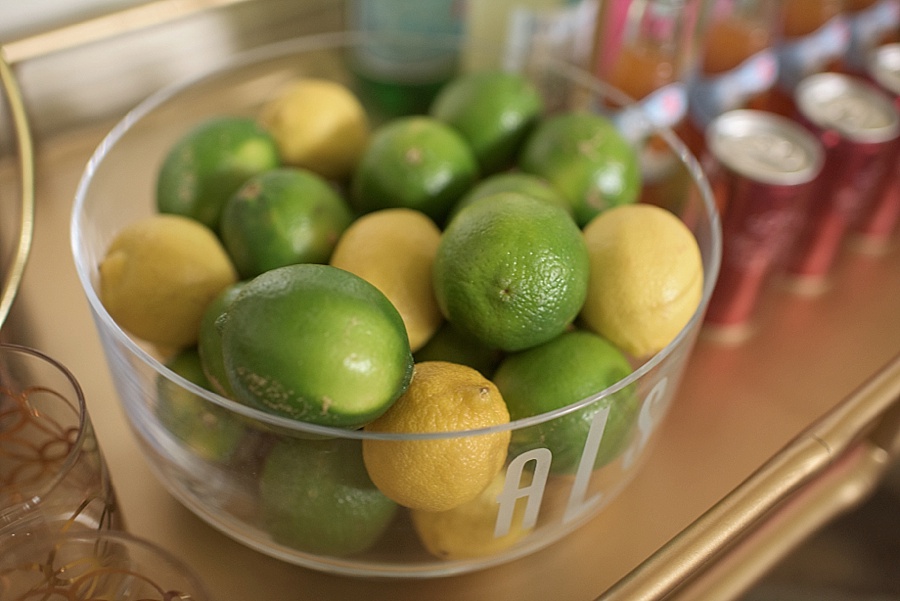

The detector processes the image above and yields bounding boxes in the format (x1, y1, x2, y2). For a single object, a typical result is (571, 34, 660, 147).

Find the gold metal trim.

(4, 2, 899, 595)
(1, 0, 256, 65)
(598, 353, 900, 600)
(0, 48, 35, 330)
(669, 443, 890, 600)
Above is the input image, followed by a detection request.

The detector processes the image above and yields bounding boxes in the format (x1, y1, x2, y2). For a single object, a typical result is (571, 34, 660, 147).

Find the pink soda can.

(702, 109, 824, 339)
(855, 43, 900, 252)
(784, 72, 900, 291)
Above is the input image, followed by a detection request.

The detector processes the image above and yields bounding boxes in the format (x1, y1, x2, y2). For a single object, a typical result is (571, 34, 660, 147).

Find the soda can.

(702, 109, 824, 340)
(784, 71, 900, 292)
(854, 43, 900, 253)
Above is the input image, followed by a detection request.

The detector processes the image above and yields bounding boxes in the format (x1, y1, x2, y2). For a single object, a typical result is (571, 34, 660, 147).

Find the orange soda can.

(783, 72, 900, 293)
(702, 110, 823, 340)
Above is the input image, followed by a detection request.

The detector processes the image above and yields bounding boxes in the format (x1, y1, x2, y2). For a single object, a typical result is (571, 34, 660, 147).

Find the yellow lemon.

(362, 361, 510, 512)
(410, 470, 533, 560)
(330, 208, 443, 352)
(98, 214, 238, 349)
(259, 78, 370, 180)
(580, 204, 703, 358)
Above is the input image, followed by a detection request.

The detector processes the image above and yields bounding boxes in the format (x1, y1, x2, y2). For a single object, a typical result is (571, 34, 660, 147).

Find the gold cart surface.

(3, 3, 899, 599)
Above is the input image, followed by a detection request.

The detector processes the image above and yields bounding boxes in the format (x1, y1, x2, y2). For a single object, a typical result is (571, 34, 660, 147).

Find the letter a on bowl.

(494, 448, 552, 538)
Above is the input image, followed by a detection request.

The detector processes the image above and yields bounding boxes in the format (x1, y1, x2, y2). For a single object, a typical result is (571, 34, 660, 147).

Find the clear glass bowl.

(70, 31, 721, 578)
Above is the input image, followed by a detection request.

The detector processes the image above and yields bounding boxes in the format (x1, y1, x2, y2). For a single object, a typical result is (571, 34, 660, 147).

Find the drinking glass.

(1, 342, 122, 539)
(0, 529, 214, 600)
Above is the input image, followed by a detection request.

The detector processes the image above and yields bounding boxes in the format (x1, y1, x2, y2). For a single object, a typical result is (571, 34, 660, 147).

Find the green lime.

(413, 321, 503, 379)
(219, 264, 414, 428)
(259, 436, 397, 556)
(157, 347, 246, 463)
(433, 191, 589, 352)
(492, 329, 638, 475)
(197, 281, 246, 398)
(448, 171, 570, 223)
(519, 111, 641, 227)
(156, 116, 280, 230)
(219, 168, 353, 279)
(430, 70, 543, 174)
(350, 116, 479, 225)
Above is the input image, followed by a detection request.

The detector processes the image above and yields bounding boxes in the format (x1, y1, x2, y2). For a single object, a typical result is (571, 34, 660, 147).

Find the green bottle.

(346, 0, 464, 120)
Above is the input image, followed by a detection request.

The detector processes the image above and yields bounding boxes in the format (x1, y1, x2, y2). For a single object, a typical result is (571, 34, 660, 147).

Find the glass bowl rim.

(70, 30, 722, 442)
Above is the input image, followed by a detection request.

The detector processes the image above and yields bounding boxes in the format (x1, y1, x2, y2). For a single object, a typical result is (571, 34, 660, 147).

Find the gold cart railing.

(0, 49, 34, 330)
(3, 3, 900, 599)
(600, 353, 900, 600)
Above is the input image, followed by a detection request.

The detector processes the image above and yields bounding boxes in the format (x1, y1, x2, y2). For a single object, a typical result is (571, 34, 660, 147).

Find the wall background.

(2, 0, 345, 139)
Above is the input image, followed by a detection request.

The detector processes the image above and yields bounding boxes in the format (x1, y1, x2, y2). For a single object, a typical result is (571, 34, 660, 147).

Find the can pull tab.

(719, 129, 810, 178)
(744, 133, 808, 173)
(823, 93, 887, 131)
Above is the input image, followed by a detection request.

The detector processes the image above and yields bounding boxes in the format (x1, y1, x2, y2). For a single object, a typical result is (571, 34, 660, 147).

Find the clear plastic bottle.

(597, 0, 696, 109)
(593, 0, 702, 210)
(762, 0, 850, 116)
(840, 0, 900, 74)
(681, 0, 780, 157)
(463, 0, 597, 108)
(464, 0, 571, 69)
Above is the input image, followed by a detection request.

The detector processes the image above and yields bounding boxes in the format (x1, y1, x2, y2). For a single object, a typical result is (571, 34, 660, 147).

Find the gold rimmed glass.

(0, 528, 214, 600)
(1, 343, 122, 539)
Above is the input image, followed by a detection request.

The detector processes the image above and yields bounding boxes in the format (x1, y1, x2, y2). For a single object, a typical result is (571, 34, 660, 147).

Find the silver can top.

(706, 109, 824, 186)
(868, 43, 900, 97)
(795, 72, 900, 143)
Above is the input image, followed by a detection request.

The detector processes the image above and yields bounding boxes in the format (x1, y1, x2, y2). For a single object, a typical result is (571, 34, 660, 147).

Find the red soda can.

(702, 110, 824, 339)
(855, 43, 900, 252)
(784, 72, 900, 292)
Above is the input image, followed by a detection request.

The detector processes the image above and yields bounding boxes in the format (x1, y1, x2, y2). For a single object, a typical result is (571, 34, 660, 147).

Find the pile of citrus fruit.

(98, 67, 704, 560)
